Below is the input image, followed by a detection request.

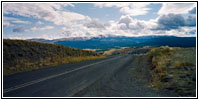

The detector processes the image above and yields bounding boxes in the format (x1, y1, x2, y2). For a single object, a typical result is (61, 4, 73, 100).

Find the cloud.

(119, 23, 128, 30)
(13, 27, 25, 32)
(3, 16, 18, 21)
(120, 3, 151, 16)
(3, 3, 74, 17)
(84, 18, 110, 29)
(113, 15, 195, 37)
(94, 3, 151, 16)
(59, 14, 195, 39)
(61, 24, 94, 38)
(3, 3, 86, 26)
(189, 7, 196, 14)
(129, 21, 145, 30)
(156, 14, 185, 30)
(38, 26, 54, 30)
(118, 15, 132, 28)
(3, 3, 196, 39)
(54, 11, 87, 26)
(12, 20, 31, 24)
(94, 3, 129, 8)
(3, 16, 31, 26)
(158, 3, 196, 15)
(36, 21, 43, 25)
(29, 26, 54, 32)
(186, 15, 196, 26)
(156, 13, 196, 30)
(118, 15, 153, 31)
(180, 27, 196, 35)
(3, 22, 11, 28)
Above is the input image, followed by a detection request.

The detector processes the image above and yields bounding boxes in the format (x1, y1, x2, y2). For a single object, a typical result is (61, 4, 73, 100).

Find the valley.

(2, 2, 197, 98)
(3, 36, 196, 97)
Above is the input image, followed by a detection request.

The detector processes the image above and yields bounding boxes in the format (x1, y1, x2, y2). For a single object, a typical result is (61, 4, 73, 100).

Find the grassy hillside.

(147, 46, 196, 97)
(3, 39, 104, 76)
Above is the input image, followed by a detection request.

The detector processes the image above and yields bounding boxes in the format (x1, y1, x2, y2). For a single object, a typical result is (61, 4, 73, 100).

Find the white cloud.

(36, 21, 44, 25)
(12, 20, 31, 24)
(158, 3, 196, 15)
(3, 3, 86, 26)
(120, 3, 151, 16)
(40, 26, 54, 30)
(54, 11, 86, 26)
(118, 15, 155, 31)
(3, 16, 31, 25)
(61, 24, 93, 38)
(3, 16, 18, 21)
(129, 21, 144, 30)
(118, 15, 132, 27)
(29, 26, 54, 32)
(3, 3, 196, 39)
(84, 18, 110, 29)
(119, 23, 128, 30)
(3, 22, 11, 27)
(58, 14, 195, 39)
(152, 26, 196, 37)
(59, 15, 155, 38)
(94, 3, 151, 16)
(94, 3, 129, 8)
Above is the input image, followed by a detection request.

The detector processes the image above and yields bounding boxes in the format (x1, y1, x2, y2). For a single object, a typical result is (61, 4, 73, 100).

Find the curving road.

(3, 55, 170, 97)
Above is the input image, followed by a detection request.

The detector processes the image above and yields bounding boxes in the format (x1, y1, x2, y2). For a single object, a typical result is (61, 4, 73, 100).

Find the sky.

(3, 2, 197, 40)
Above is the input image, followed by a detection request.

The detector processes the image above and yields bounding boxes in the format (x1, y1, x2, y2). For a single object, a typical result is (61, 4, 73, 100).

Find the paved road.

(3, 55, 168, 97)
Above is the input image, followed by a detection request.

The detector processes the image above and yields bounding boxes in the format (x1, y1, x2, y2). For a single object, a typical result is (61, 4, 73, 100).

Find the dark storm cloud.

(186, 15, 196, 26)
(156, 13, 196, 30)
(157, 14, 185, 30)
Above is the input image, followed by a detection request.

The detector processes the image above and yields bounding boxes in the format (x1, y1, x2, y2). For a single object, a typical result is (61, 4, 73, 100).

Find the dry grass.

(4, 56, 105, 76)
(147, 46, 196, 97)
(3, 39, 105, 76)
(103, 49, 118, 55)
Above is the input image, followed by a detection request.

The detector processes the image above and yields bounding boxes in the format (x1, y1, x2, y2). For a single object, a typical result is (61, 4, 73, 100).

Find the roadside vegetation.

(3, 39, 105, 76)
(102, 47, 150, 56)
(147, 46, 196, 97)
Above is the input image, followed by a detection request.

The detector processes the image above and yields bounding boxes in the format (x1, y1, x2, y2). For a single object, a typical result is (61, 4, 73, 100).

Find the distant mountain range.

(28, 36, 196, 49)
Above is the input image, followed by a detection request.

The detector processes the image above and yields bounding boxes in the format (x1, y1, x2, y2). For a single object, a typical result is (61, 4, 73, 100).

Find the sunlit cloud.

(2, 2, 197, 40)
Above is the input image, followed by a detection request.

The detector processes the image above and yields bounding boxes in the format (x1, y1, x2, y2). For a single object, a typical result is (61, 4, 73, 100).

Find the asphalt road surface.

(3, 55, 171, 97)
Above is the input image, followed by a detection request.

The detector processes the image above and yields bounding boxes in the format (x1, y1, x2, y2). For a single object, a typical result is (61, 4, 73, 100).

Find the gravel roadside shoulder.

(73, 54, 177, 97)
